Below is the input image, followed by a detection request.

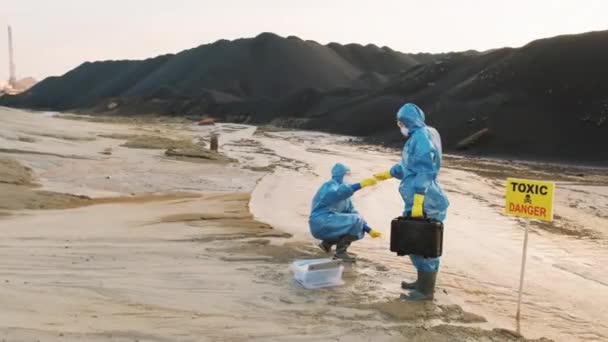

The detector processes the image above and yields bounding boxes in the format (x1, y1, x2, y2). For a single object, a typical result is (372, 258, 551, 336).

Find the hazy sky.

(1, 0, 607, 81)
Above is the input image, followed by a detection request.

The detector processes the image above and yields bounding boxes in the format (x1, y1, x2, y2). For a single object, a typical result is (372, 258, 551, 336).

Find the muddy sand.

(1, 107, 605, 341)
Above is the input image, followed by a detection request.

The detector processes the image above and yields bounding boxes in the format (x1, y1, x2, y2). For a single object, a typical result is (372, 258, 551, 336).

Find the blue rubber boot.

(401, 270, 422, 290)
(333, 235, 357, 263)
(401, 271, 437, 301)
(318, 240, 337, 254)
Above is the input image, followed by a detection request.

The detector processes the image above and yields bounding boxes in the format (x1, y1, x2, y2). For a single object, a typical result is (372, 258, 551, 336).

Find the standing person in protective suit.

(309, 163, 382, 262)
(374, 103, 449, 301)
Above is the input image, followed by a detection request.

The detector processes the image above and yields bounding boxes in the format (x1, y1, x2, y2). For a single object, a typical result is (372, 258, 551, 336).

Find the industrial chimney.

(8, 25, 17, 88)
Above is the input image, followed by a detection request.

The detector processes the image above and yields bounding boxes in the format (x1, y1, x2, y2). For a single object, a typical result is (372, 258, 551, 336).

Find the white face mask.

(344, 172, 352, 183)
(400, 126, 409, 137)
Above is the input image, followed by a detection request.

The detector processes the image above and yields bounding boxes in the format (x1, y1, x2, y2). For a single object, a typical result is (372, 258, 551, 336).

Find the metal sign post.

(505, 178, 555, 332)
(516, 224, 529, 322)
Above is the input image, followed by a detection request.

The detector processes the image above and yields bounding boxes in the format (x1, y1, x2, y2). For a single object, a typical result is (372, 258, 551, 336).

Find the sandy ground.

(244, 131, 608, 342)
(1, 107, 605, 341)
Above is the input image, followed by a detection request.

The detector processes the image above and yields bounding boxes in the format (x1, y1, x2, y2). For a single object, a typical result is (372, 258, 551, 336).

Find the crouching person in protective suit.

(309, 163, 382, 263)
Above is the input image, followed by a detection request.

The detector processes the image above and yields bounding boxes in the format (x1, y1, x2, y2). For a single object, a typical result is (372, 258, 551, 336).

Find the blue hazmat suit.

(389, 103, 449, 272)
(309, 163, 366, 242)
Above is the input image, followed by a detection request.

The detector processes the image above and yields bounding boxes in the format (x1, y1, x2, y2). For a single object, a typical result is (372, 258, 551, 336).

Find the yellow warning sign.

(505, 178, 555, 222)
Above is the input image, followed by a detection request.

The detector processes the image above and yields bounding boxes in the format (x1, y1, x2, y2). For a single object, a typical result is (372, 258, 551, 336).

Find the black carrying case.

(390, 216, 443, 258)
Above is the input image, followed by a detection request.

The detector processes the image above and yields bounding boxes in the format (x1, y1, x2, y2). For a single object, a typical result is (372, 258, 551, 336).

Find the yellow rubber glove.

(368, 229, 382, 238)
(359, 178, 378, 188)
(373, 170, 393, 181)
(412, 194, 425, 218)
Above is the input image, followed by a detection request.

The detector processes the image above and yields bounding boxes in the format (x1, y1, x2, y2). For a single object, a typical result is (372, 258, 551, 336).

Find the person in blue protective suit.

(374, 103, 449, 301)
(309, 163, 382, 262)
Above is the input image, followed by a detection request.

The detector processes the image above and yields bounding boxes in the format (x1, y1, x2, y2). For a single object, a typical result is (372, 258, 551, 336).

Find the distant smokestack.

(8, 25, 17, 87)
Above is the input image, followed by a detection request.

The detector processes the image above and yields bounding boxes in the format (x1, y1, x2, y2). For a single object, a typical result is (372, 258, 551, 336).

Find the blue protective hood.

(396, 103, 426, 131)
(331, 163, 350, 183)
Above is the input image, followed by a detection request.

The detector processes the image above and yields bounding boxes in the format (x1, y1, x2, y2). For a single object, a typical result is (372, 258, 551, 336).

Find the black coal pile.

(3, 33, 424, 110)
(303, 31, 608, 164)
(3, 31, 608, 164)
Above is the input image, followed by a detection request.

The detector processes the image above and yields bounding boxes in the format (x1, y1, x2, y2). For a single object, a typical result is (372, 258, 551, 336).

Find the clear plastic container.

(291, 258, 345, 289)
